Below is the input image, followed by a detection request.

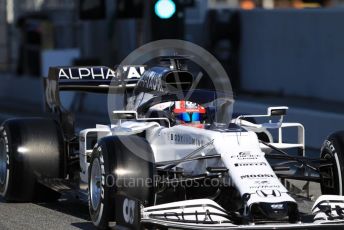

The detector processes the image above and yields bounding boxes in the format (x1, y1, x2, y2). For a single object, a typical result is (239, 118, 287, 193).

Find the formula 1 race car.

(1, 57, 344, 229)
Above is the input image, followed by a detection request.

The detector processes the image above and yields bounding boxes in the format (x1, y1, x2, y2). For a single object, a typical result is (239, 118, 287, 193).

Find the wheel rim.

(90, 158, 102, 210)
(0, 138, 7, 185)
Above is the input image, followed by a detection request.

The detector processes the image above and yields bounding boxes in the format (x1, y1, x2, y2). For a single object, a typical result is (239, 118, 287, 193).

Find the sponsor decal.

(58, 66, 145, 80)
(234, 162, 267, 167)
(238, 151, 250, 157)
(249, 184, 281, 189)
(231, 151, 259, 160)
(249, 180, 281, 189)
(170, 133, 205, 146)
(256, 189, 281, 197)
(115, 195, 140, 228)
(255, 180, 269, 184)
(271, 203, 285, 209)
(123, 198, 136, 224)
(136, 70, 164, 92)
(240, 174, 275, 179)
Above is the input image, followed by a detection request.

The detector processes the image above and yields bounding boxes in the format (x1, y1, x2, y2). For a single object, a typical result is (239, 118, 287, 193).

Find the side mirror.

(113, 111, 137, 120)
(267, 106, 288, 116)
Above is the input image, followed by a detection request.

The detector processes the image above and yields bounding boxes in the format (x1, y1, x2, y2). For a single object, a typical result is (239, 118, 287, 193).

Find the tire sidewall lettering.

(89, 145, 109, 227)
(322, 138, 343, 195)
(324, 140, 337, 154)
(99, 153, 105, 200)
(0, 127, 9, 196)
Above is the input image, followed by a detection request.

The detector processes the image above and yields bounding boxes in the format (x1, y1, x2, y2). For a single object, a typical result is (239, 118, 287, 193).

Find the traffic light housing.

(151, 0, 184, 40)
(79, 0, 106, 20)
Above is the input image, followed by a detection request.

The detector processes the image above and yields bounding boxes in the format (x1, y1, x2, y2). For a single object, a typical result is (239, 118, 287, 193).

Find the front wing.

(115, 195, 344, 229)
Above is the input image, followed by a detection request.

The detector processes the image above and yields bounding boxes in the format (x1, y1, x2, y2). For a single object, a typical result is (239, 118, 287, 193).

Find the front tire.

(320, 131, 344, 195)
(88, 135, 155, 229)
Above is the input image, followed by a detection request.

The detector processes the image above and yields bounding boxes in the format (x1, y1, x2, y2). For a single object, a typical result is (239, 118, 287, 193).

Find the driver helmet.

(173, 100, 206, 125)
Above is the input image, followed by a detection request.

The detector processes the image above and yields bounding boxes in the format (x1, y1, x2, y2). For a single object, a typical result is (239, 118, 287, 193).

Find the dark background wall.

(240, 9, 344, 102)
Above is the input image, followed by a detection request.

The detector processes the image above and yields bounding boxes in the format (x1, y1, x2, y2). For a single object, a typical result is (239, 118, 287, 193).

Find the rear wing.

(44, 66, 143, 112)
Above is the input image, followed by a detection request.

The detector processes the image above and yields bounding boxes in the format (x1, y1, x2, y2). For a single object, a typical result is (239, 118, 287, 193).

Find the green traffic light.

(154, 0, 176, 19)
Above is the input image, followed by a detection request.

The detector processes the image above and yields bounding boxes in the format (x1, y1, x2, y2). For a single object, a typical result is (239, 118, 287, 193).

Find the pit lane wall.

(240, 9, 344, 103)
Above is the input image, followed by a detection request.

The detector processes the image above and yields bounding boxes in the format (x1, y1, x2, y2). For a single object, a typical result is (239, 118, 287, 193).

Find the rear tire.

(320, 131, 344, 195)
(0, 118, 65, 202)
(88, 135, 155, 229)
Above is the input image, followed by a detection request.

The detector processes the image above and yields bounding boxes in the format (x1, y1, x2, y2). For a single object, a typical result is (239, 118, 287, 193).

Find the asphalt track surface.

(0, 195, 94, 230)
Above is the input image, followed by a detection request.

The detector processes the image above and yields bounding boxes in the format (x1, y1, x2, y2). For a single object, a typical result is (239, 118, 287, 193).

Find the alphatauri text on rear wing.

(44, 66, 144, 112)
